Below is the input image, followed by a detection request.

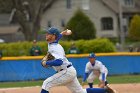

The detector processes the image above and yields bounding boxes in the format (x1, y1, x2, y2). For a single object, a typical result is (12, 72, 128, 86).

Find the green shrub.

(76, 38, 116, 53)
(1, 41, 47, 56)
(62, 38, 116, 54)
(128, 14, 140, 41)
(65, 9, 96, 40)
(37, 41, 48, 55)
(0, 38, 115, 57)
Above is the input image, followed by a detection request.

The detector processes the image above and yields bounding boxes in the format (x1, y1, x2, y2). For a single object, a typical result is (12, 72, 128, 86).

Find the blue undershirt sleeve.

(55, 34, 62, 43)
(101, 73, 105, 81)
(46, 59, 63, 66)
(83, 73, 89, 82)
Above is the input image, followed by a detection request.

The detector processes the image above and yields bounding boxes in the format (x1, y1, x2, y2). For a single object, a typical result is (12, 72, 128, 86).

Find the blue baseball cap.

(46, 27, 60, 37)
(89, 53, 96, 58)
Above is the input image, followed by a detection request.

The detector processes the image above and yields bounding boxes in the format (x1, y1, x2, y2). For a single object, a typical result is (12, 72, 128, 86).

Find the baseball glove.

(41, 52, 55, 68)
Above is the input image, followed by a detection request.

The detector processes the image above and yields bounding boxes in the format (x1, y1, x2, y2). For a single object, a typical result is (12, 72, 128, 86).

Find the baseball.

(66, 29, 72, 35)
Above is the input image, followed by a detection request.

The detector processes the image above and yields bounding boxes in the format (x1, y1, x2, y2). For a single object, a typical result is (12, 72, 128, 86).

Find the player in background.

(83, 53, 116, 92)
(40, 27, 115, 93)
(83, 53, 108, 88)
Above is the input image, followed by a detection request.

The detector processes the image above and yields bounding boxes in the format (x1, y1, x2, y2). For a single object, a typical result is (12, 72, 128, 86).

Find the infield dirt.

(0, 83, 140, 93)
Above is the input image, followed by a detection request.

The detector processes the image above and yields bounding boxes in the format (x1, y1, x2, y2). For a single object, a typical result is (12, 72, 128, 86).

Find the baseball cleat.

(113, 89, 117, 93)
(104, 85, 116, 93)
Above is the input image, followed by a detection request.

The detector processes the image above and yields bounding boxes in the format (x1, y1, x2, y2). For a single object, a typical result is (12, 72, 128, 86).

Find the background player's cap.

(89, 53, 96, 58)
(46, 27, 60, 37)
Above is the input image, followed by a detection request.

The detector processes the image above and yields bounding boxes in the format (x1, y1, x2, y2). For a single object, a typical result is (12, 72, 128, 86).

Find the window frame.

(124, 0, 135, 7)
(66, 0, 71, 9)
(47, 20, 52, 28)
(101, 17, 113, 31)
(82, 0, 90, 10)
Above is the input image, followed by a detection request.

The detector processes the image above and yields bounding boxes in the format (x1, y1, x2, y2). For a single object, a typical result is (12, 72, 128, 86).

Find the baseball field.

(0, 75, 140, 93)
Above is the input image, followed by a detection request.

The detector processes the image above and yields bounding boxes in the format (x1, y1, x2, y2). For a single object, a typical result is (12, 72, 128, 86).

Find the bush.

(0, 41, 48, 57)
(65, 9, 96, 40)
(62, 38, 116, 54)
(76, 38, 116, 53)
(128, 14, 140, 41)
(0, 38, 115, 57)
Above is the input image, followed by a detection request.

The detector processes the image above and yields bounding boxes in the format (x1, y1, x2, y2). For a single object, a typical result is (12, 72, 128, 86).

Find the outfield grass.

(0, 75, 140, 88)
(106, 75, 140, 84)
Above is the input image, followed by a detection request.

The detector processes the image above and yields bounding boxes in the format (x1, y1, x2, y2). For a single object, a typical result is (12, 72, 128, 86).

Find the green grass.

(0, 80, 43, 88)
(79, 75, 140, 85)
(106, 75, 140, 84)
(0, 75, 140, 88)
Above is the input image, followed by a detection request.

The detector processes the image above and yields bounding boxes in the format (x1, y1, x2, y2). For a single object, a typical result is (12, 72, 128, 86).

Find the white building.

(41, 0, 140, 38)
(1, 0, 140, 42)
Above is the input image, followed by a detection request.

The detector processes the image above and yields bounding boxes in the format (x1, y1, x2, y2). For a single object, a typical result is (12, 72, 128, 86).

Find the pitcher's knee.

(42, 80, 51, 91)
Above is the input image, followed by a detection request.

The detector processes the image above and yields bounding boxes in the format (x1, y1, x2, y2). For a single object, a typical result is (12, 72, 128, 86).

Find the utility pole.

(119, 0, 125, 51)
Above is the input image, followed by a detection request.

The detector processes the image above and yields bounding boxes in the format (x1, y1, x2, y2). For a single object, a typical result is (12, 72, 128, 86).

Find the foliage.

(62, 38, 116, 54)
(108, 37, 119, 44)
(0, 41, 47, 56)
(38, 28, 46, 34)
(128, 14, 140, 41)
(0, 38, 115, 57)
(0, 0, 13, 13)
(76, 38, 116, 53)
(65, 9, 96, 40)
(0, 0, 56, 41)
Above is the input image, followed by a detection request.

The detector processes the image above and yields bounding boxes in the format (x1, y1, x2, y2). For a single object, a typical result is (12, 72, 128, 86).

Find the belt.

(60, 64, 72, 71)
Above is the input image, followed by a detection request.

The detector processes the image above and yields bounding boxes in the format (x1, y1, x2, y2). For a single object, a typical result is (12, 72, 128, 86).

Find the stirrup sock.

(41, 89, 49, 93)
(105, 81, 108, 86)
(88, 83, 93, 88)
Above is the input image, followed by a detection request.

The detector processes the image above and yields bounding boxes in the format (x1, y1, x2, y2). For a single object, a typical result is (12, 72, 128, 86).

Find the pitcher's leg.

(66, 77, 84, 93)
(40, 89, 49, 93)
(42, 70, 73, 91)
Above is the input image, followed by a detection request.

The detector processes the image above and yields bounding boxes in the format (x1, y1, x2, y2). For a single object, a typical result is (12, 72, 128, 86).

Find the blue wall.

(0, 54, 140, 81)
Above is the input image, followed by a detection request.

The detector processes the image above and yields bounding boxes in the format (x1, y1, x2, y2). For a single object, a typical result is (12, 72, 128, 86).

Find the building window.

(124, 0, 134, 7)
(101, 17, 113, 30)
(61, 19, 65, 27)
(66, 0, 71, 9)
(47, 20, 52, 27)
(82, 0, 90, 10)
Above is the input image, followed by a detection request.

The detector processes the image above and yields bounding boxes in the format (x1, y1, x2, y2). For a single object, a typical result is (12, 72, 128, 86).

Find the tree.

(0, 0, 56, 41)
(0, 0, 13, 13)
(128, 14, 140, 41)
(65, 9, 96, 40)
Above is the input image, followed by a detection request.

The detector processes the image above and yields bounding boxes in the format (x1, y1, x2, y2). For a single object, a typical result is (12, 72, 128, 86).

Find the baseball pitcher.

(40, 27, 115, 93)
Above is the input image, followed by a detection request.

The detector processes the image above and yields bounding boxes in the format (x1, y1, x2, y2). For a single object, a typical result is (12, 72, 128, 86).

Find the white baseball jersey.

(85, 60, 108, 82)
(42, 43, 84, 93)
(48, 43, 71, 71)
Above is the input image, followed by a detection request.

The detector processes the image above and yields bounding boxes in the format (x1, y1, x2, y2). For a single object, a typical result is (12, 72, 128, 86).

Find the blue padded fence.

(0, 53, 140, 81)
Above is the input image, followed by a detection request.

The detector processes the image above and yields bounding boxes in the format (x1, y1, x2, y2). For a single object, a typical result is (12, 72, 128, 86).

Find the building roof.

(102, 0, 140, 14)
(0, 26, 19, 34)
(0, 14, 19, 35)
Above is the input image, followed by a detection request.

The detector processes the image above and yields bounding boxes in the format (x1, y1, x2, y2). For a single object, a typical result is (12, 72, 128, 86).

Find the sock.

(105, 81, 108, 86)
(41, 89, 49, 93)
(86, 88, 106, 93)
(88, 83, 93, 88)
